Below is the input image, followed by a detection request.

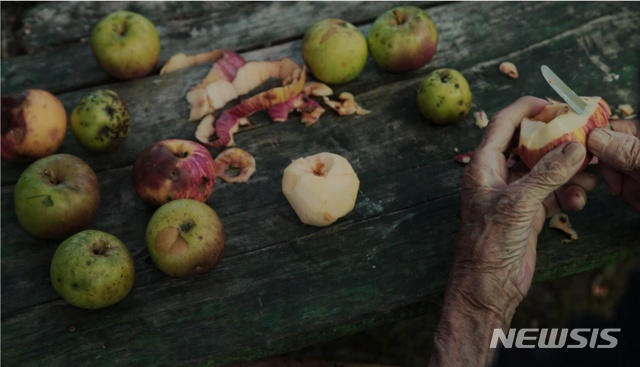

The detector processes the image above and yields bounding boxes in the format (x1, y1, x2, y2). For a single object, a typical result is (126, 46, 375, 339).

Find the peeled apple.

(282, 152, 360, 227)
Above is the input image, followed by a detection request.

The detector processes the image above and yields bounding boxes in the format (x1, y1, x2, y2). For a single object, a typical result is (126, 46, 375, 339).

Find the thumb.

(512, 142, 587, 205)
(588, 128, 640, 181)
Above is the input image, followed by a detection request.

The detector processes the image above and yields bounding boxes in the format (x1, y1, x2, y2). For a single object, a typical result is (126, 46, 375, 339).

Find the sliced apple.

(518, 96, 611, 170)
(282, 152, 360, 227)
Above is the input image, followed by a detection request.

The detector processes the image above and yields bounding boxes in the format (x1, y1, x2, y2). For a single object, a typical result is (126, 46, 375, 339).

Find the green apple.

(14, 154, 101, 240)
(146, 199, 225, 277)
(70, 89, 131, 152)
(302, 18, 368, 84)
(417, 68, 472, 125)
(50, 230, 135, 309)
(367, 6, 439, 73)
(91, 10, 160, 80)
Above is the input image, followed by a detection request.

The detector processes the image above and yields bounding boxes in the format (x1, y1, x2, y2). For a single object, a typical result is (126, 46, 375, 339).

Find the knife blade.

(541, 65, 586, 114)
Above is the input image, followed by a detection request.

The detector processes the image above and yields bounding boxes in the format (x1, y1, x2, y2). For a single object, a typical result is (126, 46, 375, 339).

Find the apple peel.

(474, 110, 489, 129)
(499, 62, 519, 79)
(518, 96, 611, 170)
(323, 92, 371, 116)
(549, 213, 578, 243)
(214, 147, 256, 183)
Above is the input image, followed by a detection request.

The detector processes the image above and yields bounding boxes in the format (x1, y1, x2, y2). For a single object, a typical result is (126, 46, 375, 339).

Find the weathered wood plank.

(2, 1, 638, 185)
(2, 1, 431, 94)
(1, 2, 639, 366)
(1, 183, 638, 366)
(20, 1, 438, 52)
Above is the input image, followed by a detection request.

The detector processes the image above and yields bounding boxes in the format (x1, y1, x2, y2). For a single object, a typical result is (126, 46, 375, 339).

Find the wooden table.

(2, 2, 639, 366)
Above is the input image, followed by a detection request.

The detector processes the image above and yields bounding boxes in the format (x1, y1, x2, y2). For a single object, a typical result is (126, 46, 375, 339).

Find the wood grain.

(1, 1, 639, 366)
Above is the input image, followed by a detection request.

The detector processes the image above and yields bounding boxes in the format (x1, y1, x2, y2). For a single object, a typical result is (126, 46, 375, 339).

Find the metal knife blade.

(541, 65, 586, 114)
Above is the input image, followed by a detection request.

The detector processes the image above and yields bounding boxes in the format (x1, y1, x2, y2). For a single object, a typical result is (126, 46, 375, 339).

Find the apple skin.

(91, 11, 160, 80)
(282, 152, 360, 227)
(14, 154, 101, 240)
(1, 89, 67, 162)
(417, 68, 472, 125)
(50, 230, 135, 309)
(70, 89, 131, 152)
(367, 6, 439, 73)
(146, 199, 225, 277)
(132, 139, 216, 206)
(302, 18, 368, 84)
(518, 96, 611, 170)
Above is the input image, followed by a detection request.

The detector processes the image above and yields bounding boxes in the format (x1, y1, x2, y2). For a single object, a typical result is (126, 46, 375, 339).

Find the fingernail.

(577, 192, 586, 208)
(562, 142, 586, 165)
(587, 129, 612, 153)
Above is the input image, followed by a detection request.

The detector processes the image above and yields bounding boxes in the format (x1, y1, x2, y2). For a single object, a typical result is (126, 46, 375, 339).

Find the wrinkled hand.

(451, 96, 598, 313)
(588, 119, 640, 212)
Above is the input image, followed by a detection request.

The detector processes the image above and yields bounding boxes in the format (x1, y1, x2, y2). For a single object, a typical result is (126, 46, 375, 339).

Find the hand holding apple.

(91, 10, 161, 80)
(14, 154, 101, 240)
(132, 139, 216, 206)
(1, 89, 67, 162)
(367, 6, 439, 73)
(146, 199, 225, 277)
(70, 89, 131, 152)
(518, 96, 611, 170)
(302, 18, 368, 84)
(51, 230, 135, 309)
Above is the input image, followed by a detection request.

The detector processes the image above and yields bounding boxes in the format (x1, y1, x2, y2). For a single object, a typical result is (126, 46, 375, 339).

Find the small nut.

(499, 62, 519, 79)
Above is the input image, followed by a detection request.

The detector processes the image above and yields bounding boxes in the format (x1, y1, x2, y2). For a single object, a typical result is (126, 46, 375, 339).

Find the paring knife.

(541, 65, 586, 114)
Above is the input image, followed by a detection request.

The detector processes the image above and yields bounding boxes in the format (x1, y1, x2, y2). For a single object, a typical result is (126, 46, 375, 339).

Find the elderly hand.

(430, 96, 598, 367)
(588, 119, 640, 212)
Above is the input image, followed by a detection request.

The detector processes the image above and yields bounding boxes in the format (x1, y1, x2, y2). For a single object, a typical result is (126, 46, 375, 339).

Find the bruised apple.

(282, 152, 360, 227)
(518, 96, 611, 170)
(132, 139, 216, 206)
(146, 199, 225, 277)
(1, 89, 67, 162)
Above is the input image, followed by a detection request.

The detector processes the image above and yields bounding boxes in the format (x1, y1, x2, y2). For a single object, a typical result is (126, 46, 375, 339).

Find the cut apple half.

(518, 96, 611, 170)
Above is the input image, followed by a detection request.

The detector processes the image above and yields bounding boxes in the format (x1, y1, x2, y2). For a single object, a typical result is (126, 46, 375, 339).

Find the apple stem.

(393, 9, 407, 25)
(43, 169, 59, 185)
(92, 242, 107, 256)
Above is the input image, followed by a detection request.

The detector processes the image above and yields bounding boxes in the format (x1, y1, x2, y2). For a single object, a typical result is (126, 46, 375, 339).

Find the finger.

(541, 171, 597, 216)
(509, 142, 587, 206)
(478, 96, 549, 154)
(610, 119, 640, 138)
(467, 97, 549, 189)
(588, 128, 640, 182)
(598, 162, 626, 196)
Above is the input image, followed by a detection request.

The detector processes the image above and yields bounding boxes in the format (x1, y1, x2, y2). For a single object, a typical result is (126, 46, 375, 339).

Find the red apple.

(2, 89, 67, 162)
(518, 96, 611, 170)
(132, 139, 216, 206)
(14, 154, 101, 240)
(367, 6, 439, 73)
